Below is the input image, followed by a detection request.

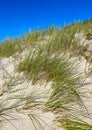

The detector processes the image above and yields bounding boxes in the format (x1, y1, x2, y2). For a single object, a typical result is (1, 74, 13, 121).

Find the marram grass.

(0, 20, 92, 129)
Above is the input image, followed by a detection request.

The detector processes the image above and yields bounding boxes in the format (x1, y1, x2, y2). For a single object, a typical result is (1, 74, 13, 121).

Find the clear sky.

(0, 0, 92, 41)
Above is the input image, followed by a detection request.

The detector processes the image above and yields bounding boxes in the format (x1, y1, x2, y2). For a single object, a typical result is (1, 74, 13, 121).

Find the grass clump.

(1, 19, 92, 129)
(18, 40, 90, 129)
(0, 38, 22, 57)
(41, 26, 58, 36)
(1, 19, 92, 57)
(0, 30, 41, 58)
(22, 30, 41, 46)
(85, 30, 92, 40)
(0, 73, 46, 129)
(17, 20, 92, 128)
(58, 118, 92, 130)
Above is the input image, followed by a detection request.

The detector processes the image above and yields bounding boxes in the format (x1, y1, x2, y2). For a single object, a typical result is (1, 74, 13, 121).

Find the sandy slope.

(1, 34, 92, 129)
(0, 54, 64, 130)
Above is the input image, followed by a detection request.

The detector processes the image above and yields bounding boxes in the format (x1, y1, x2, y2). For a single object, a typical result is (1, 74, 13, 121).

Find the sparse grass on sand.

(0, 19, 92, 130)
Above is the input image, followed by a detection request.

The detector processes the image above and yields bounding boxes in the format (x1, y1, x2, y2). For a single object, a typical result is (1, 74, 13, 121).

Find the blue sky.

(0, 0, 92, 41)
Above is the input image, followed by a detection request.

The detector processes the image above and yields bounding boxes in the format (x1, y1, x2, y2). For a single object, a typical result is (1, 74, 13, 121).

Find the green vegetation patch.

(58, 119, 92, 130)
(1, 19, 92, 129)
(0, 38, 22, 57)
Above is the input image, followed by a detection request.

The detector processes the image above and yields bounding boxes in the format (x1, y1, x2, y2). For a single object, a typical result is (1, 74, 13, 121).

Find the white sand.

(1, 36, 92, 129)
(0, 55, 64, 130)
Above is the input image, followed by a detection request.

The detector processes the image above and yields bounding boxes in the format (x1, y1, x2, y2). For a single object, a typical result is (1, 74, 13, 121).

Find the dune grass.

(0, 27, 56, 58)
(17, 36, 92, 129)
(0, 71, 47, 129)
(22, 30, 41, 46)
(0, 38, 22, 57)
(0, 19, 92, 58)
(0, 19, 92, 129)
(58, 118, 92, 130)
